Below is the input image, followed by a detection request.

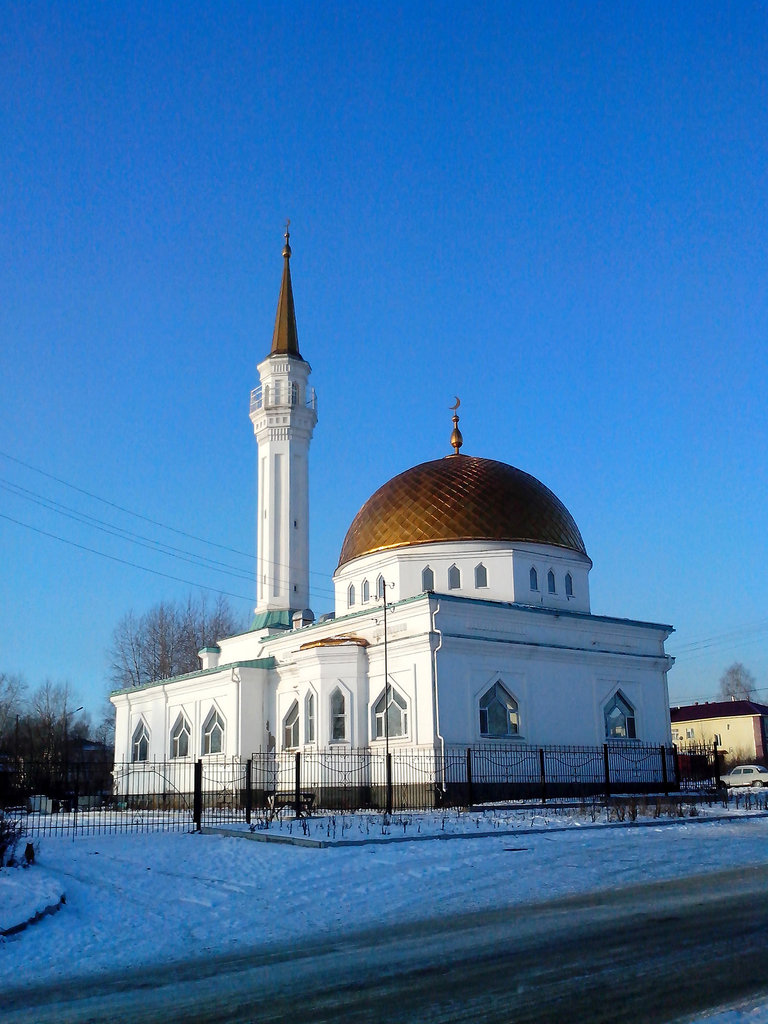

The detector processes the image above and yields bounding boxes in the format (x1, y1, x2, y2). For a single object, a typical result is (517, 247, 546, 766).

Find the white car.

(721, 764, 768, 788)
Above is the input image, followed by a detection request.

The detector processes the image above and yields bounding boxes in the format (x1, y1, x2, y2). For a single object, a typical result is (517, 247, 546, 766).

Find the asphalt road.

(4, 864, 768, 1023)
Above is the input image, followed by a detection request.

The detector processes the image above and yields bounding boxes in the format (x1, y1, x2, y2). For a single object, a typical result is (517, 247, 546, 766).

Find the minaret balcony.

(250, 385, 317, 415)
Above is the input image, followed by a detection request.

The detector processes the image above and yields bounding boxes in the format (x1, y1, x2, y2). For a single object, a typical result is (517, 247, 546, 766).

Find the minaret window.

(474, 563, 488, 589)
(290, 382, 299, 406)
(330, 688, 347, 742)
(348, 584, 355, 608)
(273, 381, 281, 405)
(547, 570, 556, 594)
(263, 384, 270, 406)
(565, 572, 573, 597)
(283, 700, 299, 749)
(202, 708, 225, 755)
(448, 564, 461, 590)
(132, 721, 149, 763)
(604, 692, 636, 739)
(422, 566, 434, 591)
(362, 579, 370, 603)
(530, 567, 538, 591)
(170, 714, 190, 759)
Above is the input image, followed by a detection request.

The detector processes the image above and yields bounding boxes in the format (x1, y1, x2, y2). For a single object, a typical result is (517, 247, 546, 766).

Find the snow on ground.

(3, 804, 768, 1021)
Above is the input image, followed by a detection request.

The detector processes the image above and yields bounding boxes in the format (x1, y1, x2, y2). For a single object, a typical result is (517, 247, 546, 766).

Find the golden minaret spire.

(449, 396, 463, 455)
(270, 220, 301, 358)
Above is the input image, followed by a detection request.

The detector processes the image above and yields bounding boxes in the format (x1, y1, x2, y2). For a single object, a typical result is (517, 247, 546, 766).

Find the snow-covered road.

(3, 810, 768, 1021)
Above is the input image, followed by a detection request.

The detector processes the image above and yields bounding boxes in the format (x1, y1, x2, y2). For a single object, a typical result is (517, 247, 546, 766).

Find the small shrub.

(0, 810, 25, 868)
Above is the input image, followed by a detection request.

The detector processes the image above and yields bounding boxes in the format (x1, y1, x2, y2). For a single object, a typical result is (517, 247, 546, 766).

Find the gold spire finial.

(282, 218, 291, 259)
(449, 396, 463, 455)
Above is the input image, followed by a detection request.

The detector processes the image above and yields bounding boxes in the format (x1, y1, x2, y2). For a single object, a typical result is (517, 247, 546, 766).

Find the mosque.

(111, 233, 674, 768)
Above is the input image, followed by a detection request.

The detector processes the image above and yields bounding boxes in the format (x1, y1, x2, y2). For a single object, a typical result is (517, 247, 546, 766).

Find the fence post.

(386, 752, 393, 817)
(712, 743, 721, 790)
(539, 749, 547, 805)
(294, 751, 301, 818)
(660, 744, 669, 796)
(673, 743, 681, 791)
(466, 747, 473, 808)
(245, 758, 252, 825)
(72, 761, 80, 839)
(193, 759, 203, 831)
(603, 744, 611, 799)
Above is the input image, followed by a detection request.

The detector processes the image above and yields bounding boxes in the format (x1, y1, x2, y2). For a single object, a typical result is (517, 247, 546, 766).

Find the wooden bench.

(265, 791, 316, 820)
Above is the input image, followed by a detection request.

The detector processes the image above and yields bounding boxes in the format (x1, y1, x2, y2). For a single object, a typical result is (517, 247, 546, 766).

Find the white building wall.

(334, 540, 592, 616)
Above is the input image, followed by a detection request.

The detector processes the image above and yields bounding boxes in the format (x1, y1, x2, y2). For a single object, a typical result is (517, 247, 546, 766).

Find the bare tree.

(108, 593, 244, 690)
(0, 672, 26, 749)
(718, 662, 756, 701)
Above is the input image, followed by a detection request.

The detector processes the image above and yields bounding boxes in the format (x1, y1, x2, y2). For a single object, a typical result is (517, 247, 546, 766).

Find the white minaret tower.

(249, 225, 317, 623)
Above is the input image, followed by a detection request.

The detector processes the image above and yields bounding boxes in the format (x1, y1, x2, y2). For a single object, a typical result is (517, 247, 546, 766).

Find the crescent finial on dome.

(449, 397, 463, 455)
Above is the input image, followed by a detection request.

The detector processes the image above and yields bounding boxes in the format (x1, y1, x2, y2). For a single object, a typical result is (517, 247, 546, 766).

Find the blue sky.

(2, 1, 767, 720)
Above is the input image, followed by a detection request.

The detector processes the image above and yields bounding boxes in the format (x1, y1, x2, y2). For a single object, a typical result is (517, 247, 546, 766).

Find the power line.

(0, 511, 255, 603)
(0, 449, 339, 590)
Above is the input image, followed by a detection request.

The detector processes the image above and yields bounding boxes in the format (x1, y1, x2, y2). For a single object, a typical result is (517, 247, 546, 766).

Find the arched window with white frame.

(375, 575, 385, 599)
(132, 720, 149, 762)
(283, 700, 299, 749)
(604, 691, 636, 739)
(547, 569, 556, 594)
(362, 579, 370, 603)
(374, 686, 409, 740)
(479, 682, 519, 738)
(170, 714, 190, 759)
(530, 566, 538, 591)
(330, 687, 347, 742)
(565, 572, 573, 597)
(202, 708, 225, 755)
(448, 564, 461, 590)
(305, 691, 315, 744)
(348, 583, 355, 608)
(474, 563, 488, 588)
(422, 565, 434, 591)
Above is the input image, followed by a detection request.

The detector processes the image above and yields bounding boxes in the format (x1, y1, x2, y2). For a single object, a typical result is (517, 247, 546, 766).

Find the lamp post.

(379, 580, 394, 816)
(63, 706, 84, 802)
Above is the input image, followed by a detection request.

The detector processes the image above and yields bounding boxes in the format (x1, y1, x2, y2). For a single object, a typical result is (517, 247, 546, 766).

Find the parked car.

(720, 764, 768, 788)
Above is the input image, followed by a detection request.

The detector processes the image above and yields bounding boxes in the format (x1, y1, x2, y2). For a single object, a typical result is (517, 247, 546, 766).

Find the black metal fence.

(0, 741, 718, 837)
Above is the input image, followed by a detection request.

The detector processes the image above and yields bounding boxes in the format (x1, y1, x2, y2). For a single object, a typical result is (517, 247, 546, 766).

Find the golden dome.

(337, 455, 587, 568)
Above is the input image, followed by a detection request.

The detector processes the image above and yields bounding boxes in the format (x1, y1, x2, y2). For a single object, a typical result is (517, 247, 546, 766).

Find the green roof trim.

(110, 657, 277, 697)
(250, 609, 294, 632)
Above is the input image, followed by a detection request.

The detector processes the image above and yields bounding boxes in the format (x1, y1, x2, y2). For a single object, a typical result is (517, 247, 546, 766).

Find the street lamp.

(378, 580, 395, 816)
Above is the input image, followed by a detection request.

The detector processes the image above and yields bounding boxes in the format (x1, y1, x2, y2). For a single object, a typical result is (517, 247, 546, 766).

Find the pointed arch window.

(374, 687, 408, 739)
(170, 714, 190, 759)
(479, 683, 519, 738)
(330, 687, 347, 742)
(283, 700, 299, 749)
(305, 692, 315, 744)
(362, 579, 370, 603)
(547, 570, 556, 594)
(605, 692, 636, 739)
(530, 566, 538, 591)
(132, 721, 149, 763)
(202, 708, 225, 755)
(422, 566, 434, 591)
(448, 564, 461, 590)
(474, 563, 488, 589)
(348, 583, 355, 608)
(375, 575, 385, 600)
(565, 572, 573, 597)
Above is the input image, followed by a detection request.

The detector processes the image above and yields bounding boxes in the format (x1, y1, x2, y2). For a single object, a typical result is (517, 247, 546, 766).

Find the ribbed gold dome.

(337, 455, 587, 568)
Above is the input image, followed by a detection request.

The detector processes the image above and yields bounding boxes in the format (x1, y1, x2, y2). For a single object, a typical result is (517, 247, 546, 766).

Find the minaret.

(249, 225, 317, 620)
